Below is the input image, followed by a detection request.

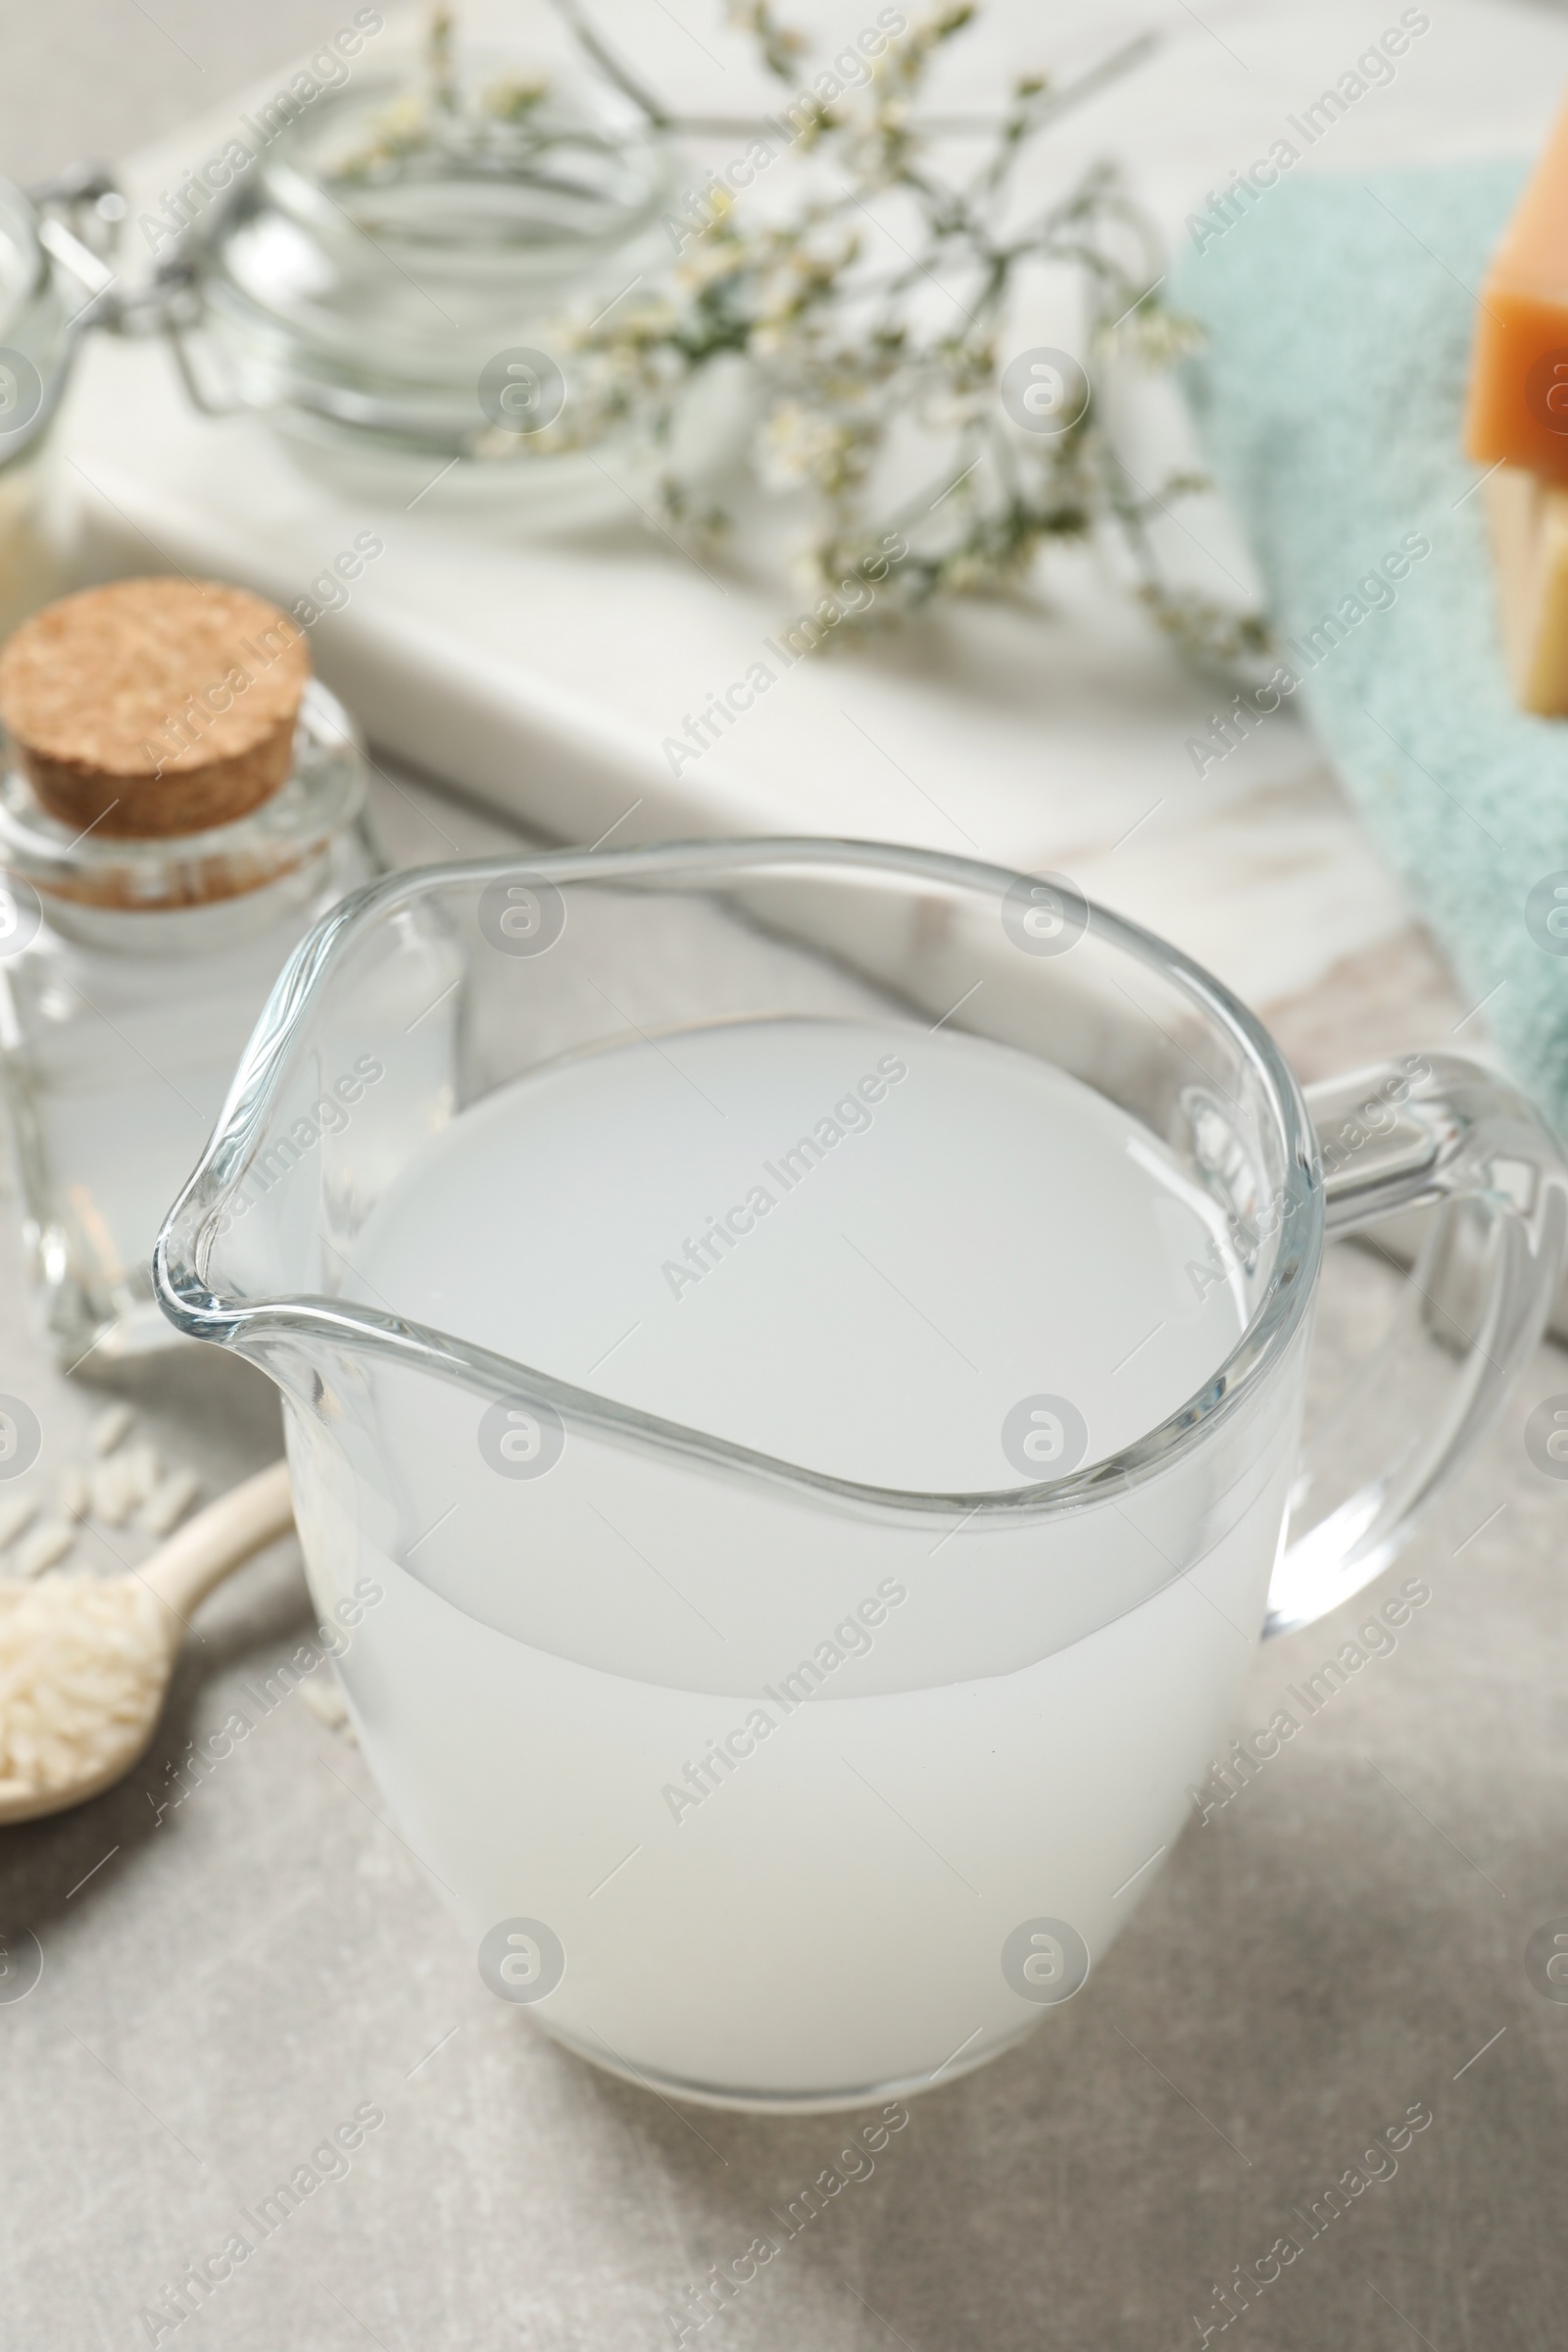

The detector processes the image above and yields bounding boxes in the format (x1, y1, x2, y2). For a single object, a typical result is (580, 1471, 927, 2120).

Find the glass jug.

(155, 839, 1567, 2112)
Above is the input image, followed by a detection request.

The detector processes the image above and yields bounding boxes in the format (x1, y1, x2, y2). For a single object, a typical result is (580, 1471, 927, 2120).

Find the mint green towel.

(1175, 163, 1568, 1124)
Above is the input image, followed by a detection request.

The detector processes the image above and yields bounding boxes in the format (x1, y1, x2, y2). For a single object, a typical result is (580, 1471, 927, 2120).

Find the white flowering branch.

(410, 4, 1265, 661)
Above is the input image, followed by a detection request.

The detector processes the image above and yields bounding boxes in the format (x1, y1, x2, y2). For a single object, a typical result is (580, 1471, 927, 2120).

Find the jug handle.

(1264, 1051, 1568, 1638)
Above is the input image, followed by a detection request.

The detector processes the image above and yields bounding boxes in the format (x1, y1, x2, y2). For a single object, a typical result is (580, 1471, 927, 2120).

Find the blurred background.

(0, 2, 349, 184)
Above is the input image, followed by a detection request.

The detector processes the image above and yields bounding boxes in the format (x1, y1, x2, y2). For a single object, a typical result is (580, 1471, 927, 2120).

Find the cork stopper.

(0, 578, 312, 839)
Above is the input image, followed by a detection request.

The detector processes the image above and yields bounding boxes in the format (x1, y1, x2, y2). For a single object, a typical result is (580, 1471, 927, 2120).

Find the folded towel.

(1175, 162, 1568, 1125)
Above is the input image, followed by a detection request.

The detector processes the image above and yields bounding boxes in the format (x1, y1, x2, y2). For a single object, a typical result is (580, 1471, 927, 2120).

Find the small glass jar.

(0, 680, 378, 1363)
(156, 48, 682, 509)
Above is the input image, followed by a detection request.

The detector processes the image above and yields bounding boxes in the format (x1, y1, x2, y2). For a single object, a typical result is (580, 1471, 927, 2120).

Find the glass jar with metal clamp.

(0, 167, 123, 633)
(137, 40, 684, 511)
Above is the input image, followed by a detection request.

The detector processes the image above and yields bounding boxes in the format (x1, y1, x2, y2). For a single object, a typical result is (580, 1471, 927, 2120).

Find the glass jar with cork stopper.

(0, 575, 459, 1364)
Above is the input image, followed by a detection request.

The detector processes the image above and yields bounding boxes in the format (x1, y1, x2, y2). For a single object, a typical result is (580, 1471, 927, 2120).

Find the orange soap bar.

(1466, 91, 1568, 484)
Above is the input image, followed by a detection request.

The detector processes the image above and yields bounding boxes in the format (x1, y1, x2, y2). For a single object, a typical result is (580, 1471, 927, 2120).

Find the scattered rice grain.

(89, 1459, 135, 1527)
(122, 1444, 161, 1505)
(16, 1521, 75, 1578)
(56, 1467, 88, 1522)
(299, 1673, 354, 1737)
(140, 1470, 200, 1538)
(0, 1492, 38, 1551)
(90, 1403, 133, 1456)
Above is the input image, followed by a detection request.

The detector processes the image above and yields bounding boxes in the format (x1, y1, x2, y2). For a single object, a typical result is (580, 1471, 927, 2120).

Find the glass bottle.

(0, 677, 380, 1362)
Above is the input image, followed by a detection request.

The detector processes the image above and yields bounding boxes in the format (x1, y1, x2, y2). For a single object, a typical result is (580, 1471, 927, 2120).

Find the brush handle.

(142, 1460, 295, 1624)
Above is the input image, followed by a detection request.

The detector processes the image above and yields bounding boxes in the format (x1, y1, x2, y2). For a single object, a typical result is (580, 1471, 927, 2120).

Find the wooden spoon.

(0, 1460, 294, 1827)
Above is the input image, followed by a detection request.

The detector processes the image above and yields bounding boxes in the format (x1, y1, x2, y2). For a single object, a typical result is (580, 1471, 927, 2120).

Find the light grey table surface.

(3, 11, 1568, 2352)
